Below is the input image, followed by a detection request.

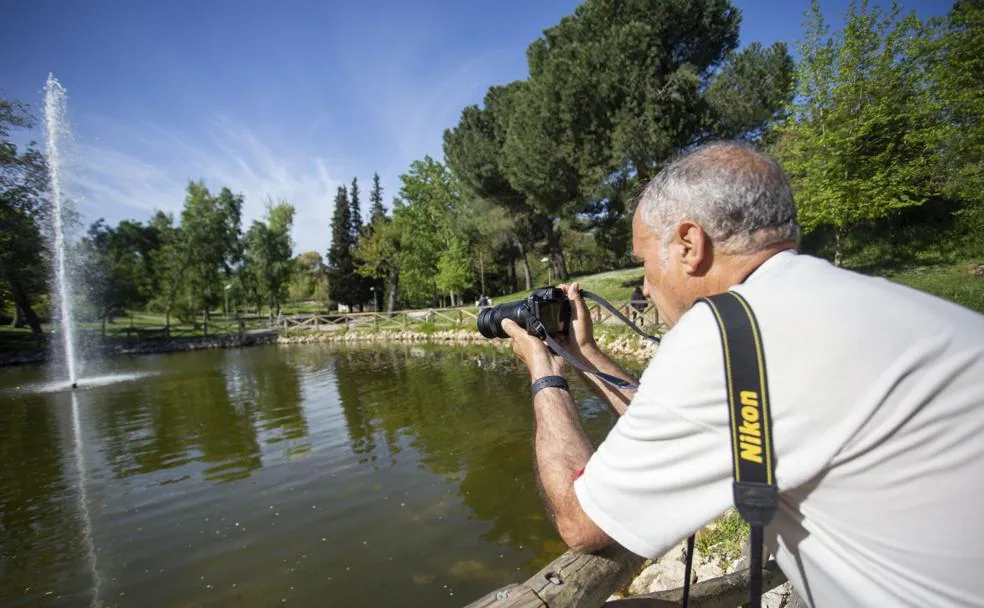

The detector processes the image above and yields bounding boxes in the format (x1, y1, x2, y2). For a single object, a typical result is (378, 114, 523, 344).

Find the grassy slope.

(493, 260, 984, 313)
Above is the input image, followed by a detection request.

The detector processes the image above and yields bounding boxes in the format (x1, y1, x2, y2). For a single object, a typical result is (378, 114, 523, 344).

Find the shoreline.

(0, 327, 661, 368)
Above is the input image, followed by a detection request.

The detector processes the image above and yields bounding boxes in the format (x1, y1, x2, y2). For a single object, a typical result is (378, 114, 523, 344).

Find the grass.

(878, 262, 984, 312)
(696, 510, 750, 571)
(490, 267, 646, 305)
(488, 259, 983, 313)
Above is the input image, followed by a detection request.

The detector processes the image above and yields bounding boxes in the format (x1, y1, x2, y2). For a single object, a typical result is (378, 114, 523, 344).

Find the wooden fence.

(279, 301, 662, 333)
(464, 544, 787, 608)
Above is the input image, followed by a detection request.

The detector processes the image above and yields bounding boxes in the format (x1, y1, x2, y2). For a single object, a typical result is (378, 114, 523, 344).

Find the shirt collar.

(743, 249, 798, 284)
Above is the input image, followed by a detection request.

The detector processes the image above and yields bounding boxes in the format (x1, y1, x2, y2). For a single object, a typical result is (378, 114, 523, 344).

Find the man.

(501, 141, 984, 607)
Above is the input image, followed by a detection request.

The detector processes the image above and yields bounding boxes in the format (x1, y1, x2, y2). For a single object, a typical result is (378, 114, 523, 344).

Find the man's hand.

(557, 282, 597, 358)
(501, 319, 564, 380)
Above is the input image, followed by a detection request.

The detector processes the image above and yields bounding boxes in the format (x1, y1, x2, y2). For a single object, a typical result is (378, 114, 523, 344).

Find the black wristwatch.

(531, 375, 569, 398)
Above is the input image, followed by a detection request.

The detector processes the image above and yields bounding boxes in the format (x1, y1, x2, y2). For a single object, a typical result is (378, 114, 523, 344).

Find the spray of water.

(44, 74, 78, 388)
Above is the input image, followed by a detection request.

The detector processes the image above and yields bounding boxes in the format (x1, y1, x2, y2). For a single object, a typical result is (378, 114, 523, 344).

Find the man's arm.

(531, 385, 613, 553)
(501, 317, 614, 553)
(556, 283, 637, 416)
(569, 346, 636, 416)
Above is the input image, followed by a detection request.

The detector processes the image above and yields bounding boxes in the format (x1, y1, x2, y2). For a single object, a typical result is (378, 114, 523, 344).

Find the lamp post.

(541, 256, 552, 285)
(370, 286, 377, 312)
(224, 284, 232, 319)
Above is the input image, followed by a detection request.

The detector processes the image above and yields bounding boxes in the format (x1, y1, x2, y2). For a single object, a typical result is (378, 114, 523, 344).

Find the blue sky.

(1, 0, 950, 254)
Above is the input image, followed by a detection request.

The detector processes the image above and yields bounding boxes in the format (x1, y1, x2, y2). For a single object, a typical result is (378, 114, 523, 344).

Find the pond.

(0, 343, 624, 607)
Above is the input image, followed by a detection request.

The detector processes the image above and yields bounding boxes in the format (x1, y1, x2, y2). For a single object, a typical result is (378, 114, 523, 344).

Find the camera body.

(477, 287, 571, 339)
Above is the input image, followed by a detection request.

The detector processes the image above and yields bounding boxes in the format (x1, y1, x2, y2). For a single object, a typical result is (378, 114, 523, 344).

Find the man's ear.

(675, 221, 708, 275)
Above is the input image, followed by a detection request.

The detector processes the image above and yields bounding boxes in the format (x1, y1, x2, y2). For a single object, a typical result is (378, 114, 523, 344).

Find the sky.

(1, 0, 951, 255)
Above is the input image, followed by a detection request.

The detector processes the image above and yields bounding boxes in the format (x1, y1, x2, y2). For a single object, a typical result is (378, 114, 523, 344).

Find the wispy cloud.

(70, 115, 342, 254)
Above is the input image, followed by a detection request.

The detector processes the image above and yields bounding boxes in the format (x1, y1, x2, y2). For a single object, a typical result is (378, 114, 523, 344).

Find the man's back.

(574, 251, 984, 606)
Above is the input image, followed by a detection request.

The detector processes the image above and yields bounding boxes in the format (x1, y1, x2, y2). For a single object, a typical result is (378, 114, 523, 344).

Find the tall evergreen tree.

(349, 177, 362, 239)
(328, 185, 358, 307)
(369, 172, 385, 225)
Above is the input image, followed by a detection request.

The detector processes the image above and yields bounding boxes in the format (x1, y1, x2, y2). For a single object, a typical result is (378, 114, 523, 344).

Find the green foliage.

(78, 218, 159, 322)
(0, 97, 48, 338)
(181, 183, 243, 313)
(328, 185, 360, 306)
(369, 172, 385, 225)
(930, 0, 984, 203)
(435, 237, 473, 304)
(392, 156, 469, 305)
(242, 201, 295, 314)
(774, 0, 947, 263)
(696, 510, 750, 570)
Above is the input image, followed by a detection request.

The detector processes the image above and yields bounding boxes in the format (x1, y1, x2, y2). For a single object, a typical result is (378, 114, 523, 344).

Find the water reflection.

(0, 344, 625, 606)
(0, 390, 75, 603)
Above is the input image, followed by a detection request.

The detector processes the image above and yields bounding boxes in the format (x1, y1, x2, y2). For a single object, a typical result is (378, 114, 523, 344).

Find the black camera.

(477, 287, 571, 339)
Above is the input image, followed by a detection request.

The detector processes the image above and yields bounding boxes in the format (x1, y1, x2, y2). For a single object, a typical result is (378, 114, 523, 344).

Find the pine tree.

(349, 177, 362, 239)
(328, 185, 357, 306)
(369, 172, 386, 224)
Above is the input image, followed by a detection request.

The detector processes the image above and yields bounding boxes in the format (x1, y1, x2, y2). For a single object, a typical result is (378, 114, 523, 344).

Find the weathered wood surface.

(603, 560, 787, 608)
(466, 548, 786, 608)
(465, 545, 645, 608)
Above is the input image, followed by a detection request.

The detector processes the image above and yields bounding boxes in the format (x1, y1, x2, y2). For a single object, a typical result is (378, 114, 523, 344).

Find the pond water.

(0, 343, 624, 607)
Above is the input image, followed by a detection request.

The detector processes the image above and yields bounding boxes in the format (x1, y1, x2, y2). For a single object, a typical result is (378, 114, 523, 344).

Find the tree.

(435, 237, 473, 307)
(288, 251, 326, 303)
(444, 82, 539, 289)
(79, 218, 157, 332)
(152, 182, 242, 331)
(328, 185, 359, 307)
(392, 157, 466, 306)
(353, 214, 402, 312)
(774, 0, 945, 264)
(182, 184, 243, 328)
(930, 0, 983, 255)
(369, 172, 385, 225)
(0, 97, 48, 340)
(242, 202, 295, 315)
(349, 177, 363, 238)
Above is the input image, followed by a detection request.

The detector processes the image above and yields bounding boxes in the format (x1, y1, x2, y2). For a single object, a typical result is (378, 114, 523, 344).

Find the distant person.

(500, 141, 984, 607)
(629, 286, 646, 324)
(478, 295, 492, 308)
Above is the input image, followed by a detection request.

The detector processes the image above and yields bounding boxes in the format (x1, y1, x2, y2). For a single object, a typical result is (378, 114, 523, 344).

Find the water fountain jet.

(43, 73, 79, 387)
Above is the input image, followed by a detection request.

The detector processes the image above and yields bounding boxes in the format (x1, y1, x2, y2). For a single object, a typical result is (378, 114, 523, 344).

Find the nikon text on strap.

(698, 291, 778, 608)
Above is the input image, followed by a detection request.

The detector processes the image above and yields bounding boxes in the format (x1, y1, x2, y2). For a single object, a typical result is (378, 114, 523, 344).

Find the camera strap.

(580, 290, 661, 345)
(541, 332, 639, 389)
(696, 291, 778, 608)
(535, 289, 661, 391)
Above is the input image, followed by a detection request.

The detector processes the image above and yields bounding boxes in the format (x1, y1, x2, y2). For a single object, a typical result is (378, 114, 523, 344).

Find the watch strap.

(531, 375, 569, 398)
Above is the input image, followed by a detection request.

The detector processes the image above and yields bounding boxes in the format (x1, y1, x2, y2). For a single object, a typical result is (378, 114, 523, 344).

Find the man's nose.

(642, 275, 652, 299)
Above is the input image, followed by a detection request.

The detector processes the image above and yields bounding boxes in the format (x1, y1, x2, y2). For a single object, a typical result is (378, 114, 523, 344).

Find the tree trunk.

(386, 271, 400, 313)
(508, 256, 518, 293)
(538, 216, 568, 282)
(515, 239, 533, 290)
(10, 281, 44, 343)
(834, 226, 846, 267)
(10, 305, 21, 328)
(478, 253, 486, 295)
(203, 309, 209, 337)
(102, 314, 106, 338)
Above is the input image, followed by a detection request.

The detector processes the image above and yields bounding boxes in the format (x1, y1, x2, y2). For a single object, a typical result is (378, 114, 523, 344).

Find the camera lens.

(477, 307, 502, 339)
(476, 301, 529, 339)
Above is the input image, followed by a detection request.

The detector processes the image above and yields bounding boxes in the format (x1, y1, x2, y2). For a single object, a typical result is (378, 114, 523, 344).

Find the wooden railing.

(464, 545, 787, 608)
(279, 301, 661, 333)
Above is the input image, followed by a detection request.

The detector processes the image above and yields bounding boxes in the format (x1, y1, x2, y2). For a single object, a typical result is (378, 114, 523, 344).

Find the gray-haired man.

(502, 141, 984, 607)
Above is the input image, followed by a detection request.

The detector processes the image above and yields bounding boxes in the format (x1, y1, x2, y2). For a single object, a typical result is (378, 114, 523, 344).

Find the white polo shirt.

(574, 251, 984, 607)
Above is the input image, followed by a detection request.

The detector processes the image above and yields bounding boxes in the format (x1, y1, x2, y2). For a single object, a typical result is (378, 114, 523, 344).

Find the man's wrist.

(531, 375, 569, 398)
